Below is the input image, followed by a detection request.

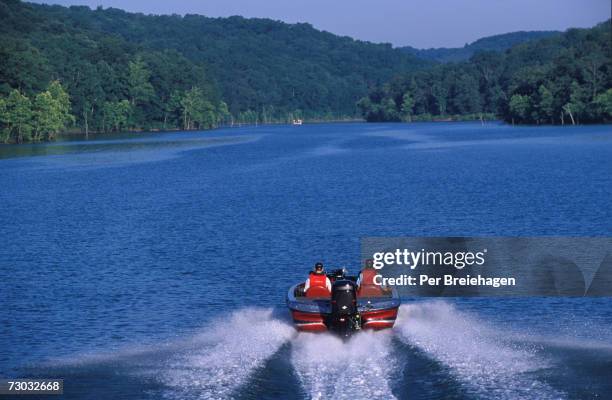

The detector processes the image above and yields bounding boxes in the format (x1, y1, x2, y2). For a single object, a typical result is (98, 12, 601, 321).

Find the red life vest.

(306, 272, 330, 297)
(309, 272, 327, 287)
(360, 269, 378, 285)
(358, 269, 382, 297)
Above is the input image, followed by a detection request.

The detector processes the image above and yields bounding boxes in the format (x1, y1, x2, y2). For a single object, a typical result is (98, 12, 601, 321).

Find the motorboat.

(286, 268, 400, 336)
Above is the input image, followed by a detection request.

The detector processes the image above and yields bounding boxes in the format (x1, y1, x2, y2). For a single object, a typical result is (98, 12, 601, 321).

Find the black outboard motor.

(328, 268, 346, 281)
(329, 280, 361, 336)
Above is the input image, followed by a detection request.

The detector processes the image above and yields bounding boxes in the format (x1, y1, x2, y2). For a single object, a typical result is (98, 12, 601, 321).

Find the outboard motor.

(328, 268, 346, 281)
(329, 280, 361, 336)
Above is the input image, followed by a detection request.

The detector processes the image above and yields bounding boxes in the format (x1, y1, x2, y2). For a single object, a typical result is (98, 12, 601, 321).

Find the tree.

(0, 39, 50, 95)
(127, 56, 155, 128)
(581, 51, 606, 99)
(431, 82, 448, 115)
(179, 87, 200, 130)
(537, 85, 554, 124)
(451, 73, 482, 115)
(47, 81, 74, 139)
(197, 99, 217, 129)
(356, 97, 374, 121)
(3, 90, 33, 143)
(32, 91, 55, 141)
(400, 92, 415, 122)
(593, 89, 612, 121)
(380, 98, 399, 121)
(508, 94, 530, 124)
(0, 97, 6, 142)
(71, 63, 104, 136)
(1, 82, 73, 143)
(177, 87, 218, 129)
(102, 100, 131, 132)
(216, 101, 231, 126)
(127, 57, 155, 107)
(561, 81, 588, 125)
(32, 82, 74, 141)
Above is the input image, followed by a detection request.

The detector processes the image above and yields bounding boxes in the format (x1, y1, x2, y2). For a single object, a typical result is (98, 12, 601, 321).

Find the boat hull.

(287, 283, 400, 333)
(290, 310, 328, 332)
(361, 307, 398, 330)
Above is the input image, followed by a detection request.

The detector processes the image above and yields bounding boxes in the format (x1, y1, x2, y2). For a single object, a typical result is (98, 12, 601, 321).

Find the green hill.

(1, 0, 609, 143)
(400, 31, 560, 63)
(359, 21, 612, 124)
(0, 0, 429, 137)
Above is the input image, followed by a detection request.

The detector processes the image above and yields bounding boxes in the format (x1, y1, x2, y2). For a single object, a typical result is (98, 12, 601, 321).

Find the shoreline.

(51, 117, 367, 141)
(5, 117, 612, 146)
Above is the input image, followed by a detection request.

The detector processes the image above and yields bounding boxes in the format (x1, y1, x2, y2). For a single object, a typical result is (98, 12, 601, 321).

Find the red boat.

(286, 268, 400, 336)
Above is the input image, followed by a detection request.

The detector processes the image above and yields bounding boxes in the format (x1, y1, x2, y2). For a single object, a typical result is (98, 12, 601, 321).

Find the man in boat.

(304, 262, 332, 296)
(357, 259, 386, 297)
(357, 259, 375, 287)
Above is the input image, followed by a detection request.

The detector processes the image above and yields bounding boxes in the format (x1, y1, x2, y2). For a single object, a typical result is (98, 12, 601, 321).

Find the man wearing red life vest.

(304, 262, 332, 296)
(357, 258, 384, 297)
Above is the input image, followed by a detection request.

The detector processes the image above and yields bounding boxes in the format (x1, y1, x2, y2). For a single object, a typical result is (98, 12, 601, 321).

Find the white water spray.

(394, 301, 565, 400)
(291, 331, 398, 400)
(161, 308, 294, 399)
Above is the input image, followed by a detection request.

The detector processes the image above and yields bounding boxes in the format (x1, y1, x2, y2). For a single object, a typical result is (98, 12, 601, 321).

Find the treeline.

(400, 31, 559, 63)
(0, 0, 237, 142)
(0, 0, 428, 143)
(0, 81, 72, 143)
(359, 21, 612, 125)
(1, 1, 610, 144)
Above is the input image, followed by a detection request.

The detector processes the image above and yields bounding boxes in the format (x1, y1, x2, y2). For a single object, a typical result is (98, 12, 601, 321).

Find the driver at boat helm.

(304, 262, 332, 293)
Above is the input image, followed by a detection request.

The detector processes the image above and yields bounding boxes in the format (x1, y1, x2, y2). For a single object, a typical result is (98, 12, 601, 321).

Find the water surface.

(1, 122, 611, 399)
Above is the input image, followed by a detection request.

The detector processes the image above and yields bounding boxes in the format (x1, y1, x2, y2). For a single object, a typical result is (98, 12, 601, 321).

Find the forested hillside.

(0, 0, 428, 142)
(359, 21, 612, 125)
(401, 31, 560, 63)
(0, 0, 610, 144)
(0, 0, 228, 141)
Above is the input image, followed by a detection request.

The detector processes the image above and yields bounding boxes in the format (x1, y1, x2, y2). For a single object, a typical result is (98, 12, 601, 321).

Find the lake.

(1, 122, 612, 399)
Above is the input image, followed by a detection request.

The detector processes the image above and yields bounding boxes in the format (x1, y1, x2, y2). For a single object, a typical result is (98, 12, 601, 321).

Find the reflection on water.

(0, 130, 260, 169)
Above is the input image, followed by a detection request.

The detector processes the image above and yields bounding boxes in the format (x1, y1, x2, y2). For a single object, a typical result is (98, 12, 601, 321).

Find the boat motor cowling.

(331, 280, 357, 315)
(329, 280, 361, 335)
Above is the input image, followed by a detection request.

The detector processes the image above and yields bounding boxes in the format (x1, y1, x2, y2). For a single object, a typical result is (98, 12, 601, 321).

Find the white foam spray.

(394, 301, 565, 400)
(160, 307, 294, 399)
(291, 331, 398, 400)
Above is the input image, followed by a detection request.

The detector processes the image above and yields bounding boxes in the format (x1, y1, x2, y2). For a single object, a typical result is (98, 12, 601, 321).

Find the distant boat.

(292, 119, 303, 125)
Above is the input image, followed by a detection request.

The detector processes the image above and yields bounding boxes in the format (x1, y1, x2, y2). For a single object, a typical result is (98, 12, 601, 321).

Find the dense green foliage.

(0, 0, 235, 140)
(0, 80, 73, 143)
(0, 0, 609, 143)
(401, 31, 560, 63)
(0, 0, 428, 141)
(359, 21, 612, 124)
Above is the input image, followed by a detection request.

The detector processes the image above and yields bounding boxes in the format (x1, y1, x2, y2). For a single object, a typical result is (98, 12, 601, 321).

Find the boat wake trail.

(160, 308, 294, 399)
(394, 301, 565, 400)
(291, 331, 399, 400)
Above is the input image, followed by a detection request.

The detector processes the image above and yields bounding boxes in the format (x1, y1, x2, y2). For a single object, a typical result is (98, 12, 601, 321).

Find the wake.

(159, 308, 401, 399)
(394, 300, 565, 400)
(160, 308, 294, 399)
(161, 308, 400, 399)
(291, 331, 399, 400)
(42, 303, 581, 399)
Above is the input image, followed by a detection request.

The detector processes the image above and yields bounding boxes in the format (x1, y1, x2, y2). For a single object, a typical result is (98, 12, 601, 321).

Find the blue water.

(1, 122, 611, 399)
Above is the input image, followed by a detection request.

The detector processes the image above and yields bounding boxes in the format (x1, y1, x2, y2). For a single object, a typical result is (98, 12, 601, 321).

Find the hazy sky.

(31, 0, 610, 48)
